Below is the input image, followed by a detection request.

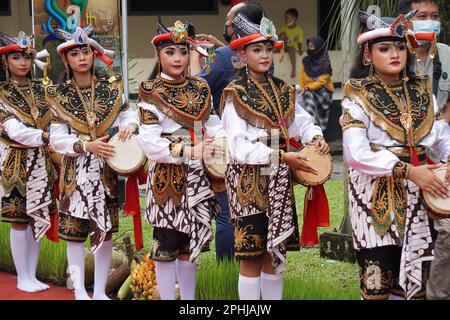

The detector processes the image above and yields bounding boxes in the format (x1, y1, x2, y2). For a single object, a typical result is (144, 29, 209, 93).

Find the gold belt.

(370, 144, 427, 157)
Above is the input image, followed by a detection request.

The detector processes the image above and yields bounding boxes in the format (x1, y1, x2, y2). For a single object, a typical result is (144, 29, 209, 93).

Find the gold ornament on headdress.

(260, 16, 276, 38)
(170, 20, 188, 44)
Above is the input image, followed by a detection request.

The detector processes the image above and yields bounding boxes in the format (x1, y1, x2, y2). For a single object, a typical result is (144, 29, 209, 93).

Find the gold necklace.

(373, 74, 415, 146)
(248, 76, 290, 146)
(73, 76, 97, 140)
(9, 79, 41, 127)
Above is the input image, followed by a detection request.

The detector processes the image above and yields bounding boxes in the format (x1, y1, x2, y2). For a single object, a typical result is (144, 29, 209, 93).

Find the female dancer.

(47, 27, 139, 300)
(341, 10, 450, 300)
(136, 18, 223, 300)
(0, 31, 56, 292)
(221, 14, 329, 300)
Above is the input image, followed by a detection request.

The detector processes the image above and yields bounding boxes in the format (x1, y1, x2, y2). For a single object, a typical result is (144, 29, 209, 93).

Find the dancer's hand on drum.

(446, 162, 450, 184)
(85, 135, 116, 159)
(185, 139, 214, 160)
(314, 139, 329, 155)
(408, 164, 449, 199)
(118, 123, 137, 141)
(283, 152, 318, 175)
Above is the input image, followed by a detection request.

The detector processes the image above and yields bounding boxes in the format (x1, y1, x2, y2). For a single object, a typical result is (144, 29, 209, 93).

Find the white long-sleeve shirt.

(0, 103, 46, 147)
(50, 95, 139, 157)
(136, 73, 225, 164)
(341, 96, 450, 177)
(221, 93, 323, 165)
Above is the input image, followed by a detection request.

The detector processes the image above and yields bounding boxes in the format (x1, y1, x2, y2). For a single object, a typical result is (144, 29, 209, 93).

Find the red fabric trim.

(230, 34, 265, 50)
(300, 185, 330, 245)
(0, 44, 31, 55)
(415, 32, 435, 41)
(123, 170, 147, 251)
(46, 164, 60, 243)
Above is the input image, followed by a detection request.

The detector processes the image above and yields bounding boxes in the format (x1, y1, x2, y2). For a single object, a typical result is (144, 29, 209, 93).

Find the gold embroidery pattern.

(139, 76, 211, 129)
(221, 76, 295, 132)
(58, 212, 89, 241)
(341, 108, 366, 131)
(360, 260, 394, 300)
(46, 74, 123, 138)
(1, 195, 28, 223)
(344, 76, 434, 145)
(234, 223, 265, 252)
(139, 107, 160, 125)
(392, 161, 409, 179)
(371, 177, 407, 237)
(0, 81, 53, 129)
(1, 148, 27, 197)
(0, 108, 15, 123)
(152, 163, 186, 207)
(237, 165, 269, 211)
(59, 156, 77, 198)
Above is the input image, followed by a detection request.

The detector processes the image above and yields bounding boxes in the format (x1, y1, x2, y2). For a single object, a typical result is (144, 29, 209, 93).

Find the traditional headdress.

(229, 14, 283, 51)
(0, 31, 49, 70)
(151, 17, 210, 57)
(356, 10, 419, 49)
(54, 26, 115, 66)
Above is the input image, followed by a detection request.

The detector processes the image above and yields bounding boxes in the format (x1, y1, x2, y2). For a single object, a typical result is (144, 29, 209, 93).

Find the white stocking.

(176, 259, 197, 300)
(260, 272, 283, 300)
(67, 241, 91, 300)
(26, 225, 49, 291)
(10, 228, 39, 292)
(238, 274, 261, 300)
(93, 239, 112, 300)
(155, 260, 177, 300)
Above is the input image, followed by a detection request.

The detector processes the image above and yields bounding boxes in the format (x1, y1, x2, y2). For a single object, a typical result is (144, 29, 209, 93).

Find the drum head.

(203, 138, 229, 179)
(106, 134, 146, 176)
(424, 167, 450, 216)
(292, 147, 333, 186)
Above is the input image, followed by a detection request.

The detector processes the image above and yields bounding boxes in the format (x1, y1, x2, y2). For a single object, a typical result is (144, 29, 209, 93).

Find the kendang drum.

(203, 137, 229, 180)
(424, 165, 450, 220)
(106, 134, 146, 176)
(203, 137, 229, 193)
(291, 147, 333, 186)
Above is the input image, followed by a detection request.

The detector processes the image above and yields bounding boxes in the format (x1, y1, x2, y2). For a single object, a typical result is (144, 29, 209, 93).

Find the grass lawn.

(0, 179, 360, 299)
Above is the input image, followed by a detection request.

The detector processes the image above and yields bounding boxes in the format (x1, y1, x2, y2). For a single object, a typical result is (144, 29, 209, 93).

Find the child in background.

(279, 8, 304, 78)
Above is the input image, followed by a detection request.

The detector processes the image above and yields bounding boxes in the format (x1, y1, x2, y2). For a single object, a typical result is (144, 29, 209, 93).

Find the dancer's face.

(240, 41, 273, 79)
(6, 52, 32, 79)
(369, 41, 408, 80)
(65, 45, 94, 75)
(158, 45, 189, 79)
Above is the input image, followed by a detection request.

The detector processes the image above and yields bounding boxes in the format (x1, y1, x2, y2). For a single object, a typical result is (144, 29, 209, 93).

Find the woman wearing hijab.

(299, 36, 334, 132)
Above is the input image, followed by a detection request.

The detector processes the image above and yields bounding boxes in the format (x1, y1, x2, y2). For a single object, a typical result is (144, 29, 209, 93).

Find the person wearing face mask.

(189, 1, 268, 263)
(399, 0, 450, 116)
(399, 0, 450, 301)
(279, 8, 304, 78)
(298, 36, 334, 132)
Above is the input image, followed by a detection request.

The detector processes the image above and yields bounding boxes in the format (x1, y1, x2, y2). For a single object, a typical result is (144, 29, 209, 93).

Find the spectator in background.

(279, 8, 304, 78)
(299, 36, 334, 132)
(190, 1, 267, 262)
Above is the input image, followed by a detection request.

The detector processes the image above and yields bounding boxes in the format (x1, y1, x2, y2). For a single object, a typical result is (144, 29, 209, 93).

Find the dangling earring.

(402, 68, 409, 82)
(362, 43, 371, 66)
(5, 65, 9, 82)
(368, 63, 374, 77)
(65, 64, 71, 84)
(187, 65, 191, 77)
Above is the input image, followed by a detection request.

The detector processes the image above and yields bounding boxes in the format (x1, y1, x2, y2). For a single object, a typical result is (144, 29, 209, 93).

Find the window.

(127, 0, 218, 16)
(318, 0, 341, 50)
(0, 0, 11, 16)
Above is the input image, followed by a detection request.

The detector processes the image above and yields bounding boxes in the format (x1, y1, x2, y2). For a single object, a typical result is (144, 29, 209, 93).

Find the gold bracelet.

(41, 132, 50, 144)
(392, 161, 409, 179)
(73, 140, 85, 154)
